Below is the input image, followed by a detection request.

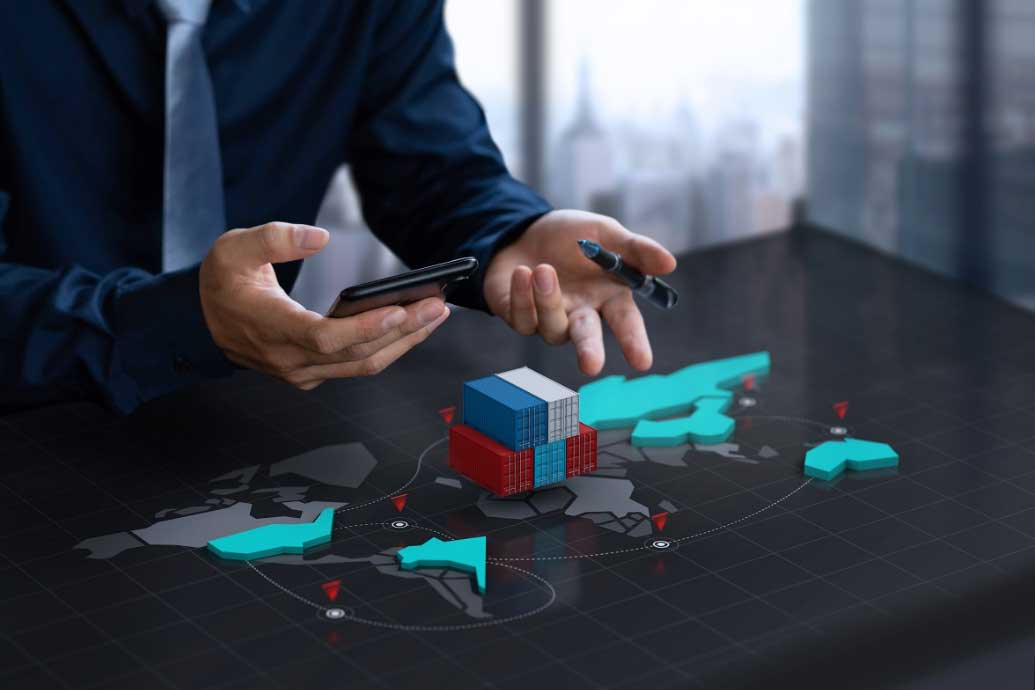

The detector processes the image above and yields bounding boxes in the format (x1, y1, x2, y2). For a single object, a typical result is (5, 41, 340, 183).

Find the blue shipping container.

(463, 376, 548, 451)
(533, 440, 566, 488)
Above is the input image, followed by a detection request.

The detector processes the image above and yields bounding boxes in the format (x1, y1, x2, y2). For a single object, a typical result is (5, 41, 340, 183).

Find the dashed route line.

(331, 563, 556, 633)
(333, 436, 446, 515)
(245, 522, 556, 632)
(332, 521, 456, 542)
(729, 414, 849, 433)
(247, 417, 827, 629)
(486, 477, 814, 562)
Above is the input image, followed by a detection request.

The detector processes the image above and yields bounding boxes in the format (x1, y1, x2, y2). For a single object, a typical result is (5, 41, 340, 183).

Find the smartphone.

(327, 256, 478, 318)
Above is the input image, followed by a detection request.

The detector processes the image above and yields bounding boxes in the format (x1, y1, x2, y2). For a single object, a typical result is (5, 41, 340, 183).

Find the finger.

(568, 305, 605, 376)
(215, 222, 329, 269)
(482, 262, 513, 319)
(294, 297, 445, 358)
(531, 264, 569, 345)
(601, 293, 652, 371)
(508, 266, 538, 336)
(293, 307, 451, 382)
(333, 297, 448, 362)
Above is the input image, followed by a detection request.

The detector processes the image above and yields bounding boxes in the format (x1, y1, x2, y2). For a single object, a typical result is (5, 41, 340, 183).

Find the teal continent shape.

(578, 351, 770, 447)
(397, 536, 487, 594)
(631, 397, 734, 446)
(804, 438, 899, 480)
(207, 507, 334, 560)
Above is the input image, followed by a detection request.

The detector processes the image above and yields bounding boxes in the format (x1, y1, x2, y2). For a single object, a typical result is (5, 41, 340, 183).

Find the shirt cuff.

(110, 265, 234, 413)
(448, 203, 553, 313)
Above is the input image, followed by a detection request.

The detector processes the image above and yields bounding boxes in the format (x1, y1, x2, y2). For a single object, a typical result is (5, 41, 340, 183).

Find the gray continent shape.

(476, 476, 649, 537)
(75, 442, 379, 559)
(270, 442, 377, 488)
(265, 549, 491, 619)
(76, 501, 345, 558)
(692, 442, 759, 464)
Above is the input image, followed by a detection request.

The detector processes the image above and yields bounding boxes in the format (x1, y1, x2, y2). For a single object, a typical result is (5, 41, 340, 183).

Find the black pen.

(577, 239, 679, 309)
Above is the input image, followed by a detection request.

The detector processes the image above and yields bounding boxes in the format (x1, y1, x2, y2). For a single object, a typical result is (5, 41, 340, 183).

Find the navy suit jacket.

(0, 0, 550, 412)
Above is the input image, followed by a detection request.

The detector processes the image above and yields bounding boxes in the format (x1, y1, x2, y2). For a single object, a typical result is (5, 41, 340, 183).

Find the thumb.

(217, 222, 329, 268)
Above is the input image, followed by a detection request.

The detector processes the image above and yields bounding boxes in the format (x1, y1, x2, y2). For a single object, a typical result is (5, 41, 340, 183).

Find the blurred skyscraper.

(293, 0, 807, 308)
(549, 62, 617, 211)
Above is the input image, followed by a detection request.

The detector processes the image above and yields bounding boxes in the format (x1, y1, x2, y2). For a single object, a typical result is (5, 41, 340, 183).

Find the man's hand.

(484, 210, 677, 376)
(199, 222, 450, 390)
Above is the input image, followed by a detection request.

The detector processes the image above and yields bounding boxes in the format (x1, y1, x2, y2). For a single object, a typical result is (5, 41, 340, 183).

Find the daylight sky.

(446, 0, 804, 141)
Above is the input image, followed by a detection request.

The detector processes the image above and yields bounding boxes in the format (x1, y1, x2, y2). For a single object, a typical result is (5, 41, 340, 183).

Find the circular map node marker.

(739, 397, 757, 408)
(830, 426, 848, 436)
(642, 536, 680, 552)
(325, 608, 347, 620)
(381, 519, 414, 531)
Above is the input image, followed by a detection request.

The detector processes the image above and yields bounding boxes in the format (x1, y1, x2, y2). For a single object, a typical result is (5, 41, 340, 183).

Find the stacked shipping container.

(450, 367, 598, 496)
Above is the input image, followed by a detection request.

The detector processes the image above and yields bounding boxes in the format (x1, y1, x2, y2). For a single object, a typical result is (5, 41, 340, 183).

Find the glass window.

(546, 0, 805, 252)
(446, 0, 521, 170)
(988, 0, 1035, 308)
(807, 0, 1035, 310)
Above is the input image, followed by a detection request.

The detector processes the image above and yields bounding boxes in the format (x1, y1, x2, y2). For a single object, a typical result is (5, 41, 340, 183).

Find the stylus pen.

(577, 239, 679, 309)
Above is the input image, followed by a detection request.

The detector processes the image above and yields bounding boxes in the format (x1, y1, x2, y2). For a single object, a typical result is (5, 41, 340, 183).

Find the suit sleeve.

(347, 0, 552, 311)
(0, 191, 234, 413)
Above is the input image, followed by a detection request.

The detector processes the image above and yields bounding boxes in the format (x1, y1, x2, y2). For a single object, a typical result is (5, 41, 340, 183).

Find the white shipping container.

(496, 367, 580, 442)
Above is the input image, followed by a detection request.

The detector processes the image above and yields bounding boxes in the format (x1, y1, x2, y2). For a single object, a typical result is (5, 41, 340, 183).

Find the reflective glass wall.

(807, 0, 1035, 311)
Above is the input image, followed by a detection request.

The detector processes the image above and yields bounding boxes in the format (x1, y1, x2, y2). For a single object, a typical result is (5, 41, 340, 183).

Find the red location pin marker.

(438, 406, 456, 425)
(651, 512, 669, 531)
(320, 579, 342, 602)
(391, 494, 408, 512)
(833, 401, 849, 420)
(742, 374, 755, 391)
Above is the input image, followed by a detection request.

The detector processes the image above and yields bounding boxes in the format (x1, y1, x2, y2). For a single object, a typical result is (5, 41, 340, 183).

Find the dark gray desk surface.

(4, 229, 1035, 690)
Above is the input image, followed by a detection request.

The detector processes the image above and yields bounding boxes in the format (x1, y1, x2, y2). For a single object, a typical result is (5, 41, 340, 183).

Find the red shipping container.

(565, 423, 598, 478)
(449, 424, 534, 496)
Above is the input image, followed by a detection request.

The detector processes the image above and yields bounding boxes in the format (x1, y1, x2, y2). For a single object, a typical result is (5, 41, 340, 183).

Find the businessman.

(0, 0, 676, 413)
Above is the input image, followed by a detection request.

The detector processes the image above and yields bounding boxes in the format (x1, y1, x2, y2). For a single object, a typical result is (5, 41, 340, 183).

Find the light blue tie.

(158, 0, 226, 271)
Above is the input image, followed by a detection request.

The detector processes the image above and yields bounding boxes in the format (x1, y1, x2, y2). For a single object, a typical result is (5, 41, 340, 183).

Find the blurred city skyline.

(447, 0, 805, 254)
(447, 0, 803, 151)
(293, 0, 807, 308)
(291, 1, 1034, 316)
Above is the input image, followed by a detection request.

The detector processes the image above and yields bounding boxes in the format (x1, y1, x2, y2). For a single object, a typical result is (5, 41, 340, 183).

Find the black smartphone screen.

(326, 256, 478, 318)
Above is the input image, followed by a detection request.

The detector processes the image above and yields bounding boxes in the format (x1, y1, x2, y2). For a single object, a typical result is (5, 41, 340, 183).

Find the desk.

(3, 229, 1035, 690)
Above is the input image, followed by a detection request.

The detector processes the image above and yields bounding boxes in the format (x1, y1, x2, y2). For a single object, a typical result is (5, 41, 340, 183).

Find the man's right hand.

(199, 222, 449, 390)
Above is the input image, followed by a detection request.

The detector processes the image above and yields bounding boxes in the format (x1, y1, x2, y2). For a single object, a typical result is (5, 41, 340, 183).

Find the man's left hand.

(484, 210, 677, 376)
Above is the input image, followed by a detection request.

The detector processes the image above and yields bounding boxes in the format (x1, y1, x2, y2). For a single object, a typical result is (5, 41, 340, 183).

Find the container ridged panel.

(449, 424, 533, 496)
(533, 440, 566, 488)
(565, 423, 598, 478)
(496, 367, 579, 442)
(462, 376, 547, 451)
